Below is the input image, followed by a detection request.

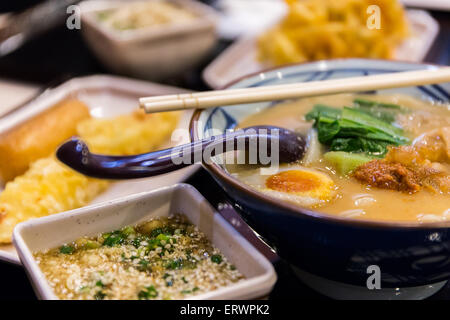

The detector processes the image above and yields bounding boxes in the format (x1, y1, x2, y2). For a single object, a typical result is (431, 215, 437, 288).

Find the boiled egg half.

(232, 165, 336, 207)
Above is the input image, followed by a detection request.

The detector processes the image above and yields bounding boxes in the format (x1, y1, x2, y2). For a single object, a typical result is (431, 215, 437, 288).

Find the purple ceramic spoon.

(56, 126, 306, 180)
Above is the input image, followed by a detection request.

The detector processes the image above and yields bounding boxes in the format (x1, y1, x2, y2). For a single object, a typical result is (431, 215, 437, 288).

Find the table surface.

(0, 3, 449, 300)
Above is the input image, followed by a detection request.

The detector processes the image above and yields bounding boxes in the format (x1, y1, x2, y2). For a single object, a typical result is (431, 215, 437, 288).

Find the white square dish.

(80, 0, 219, 81)
(0, 79, 41, 118)
(13, 183, 277, 300)
(0, 74, 199, 265)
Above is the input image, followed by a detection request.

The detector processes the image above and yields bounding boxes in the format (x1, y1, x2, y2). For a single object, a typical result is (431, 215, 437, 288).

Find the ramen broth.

(229, 94, 450, 222)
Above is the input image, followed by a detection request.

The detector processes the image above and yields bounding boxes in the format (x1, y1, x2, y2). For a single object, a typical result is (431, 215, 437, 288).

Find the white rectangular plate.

(0, 74, 199, 265)
(203, 10, 440, 89)
(0, 79, 41, 118)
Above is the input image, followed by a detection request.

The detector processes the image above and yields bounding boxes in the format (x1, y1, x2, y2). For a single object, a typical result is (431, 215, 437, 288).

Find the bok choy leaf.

(305, 103, 409, 155)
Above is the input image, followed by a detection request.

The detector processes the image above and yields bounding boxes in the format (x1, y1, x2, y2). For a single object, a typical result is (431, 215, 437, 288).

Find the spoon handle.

(57, 126, 305, 179)
(57, 129, 272, 179)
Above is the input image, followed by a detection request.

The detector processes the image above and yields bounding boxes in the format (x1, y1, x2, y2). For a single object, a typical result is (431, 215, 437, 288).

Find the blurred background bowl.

(80, 0, 218, 81)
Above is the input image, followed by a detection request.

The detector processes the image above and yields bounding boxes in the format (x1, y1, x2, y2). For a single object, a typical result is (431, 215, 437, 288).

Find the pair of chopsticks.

(139, 68, 450, 113)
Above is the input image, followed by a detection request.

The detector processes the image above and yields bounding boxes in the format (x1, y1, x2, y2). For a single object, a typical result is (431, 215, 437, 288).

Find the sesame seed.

(34, 215, 244, 300)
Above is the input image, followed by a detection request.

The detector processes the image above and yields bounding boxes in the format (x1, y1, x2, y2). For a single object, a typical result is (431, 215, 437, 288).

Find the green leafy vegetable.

(335, 119, 401, 145)
(353, 98, 405, 123)
(330, 138, 392, 155)
(353, 98, 401, 110)
(316, 118, 340, 143)
(305, 104, 341, 121)
(305, 103, 409, 155)
(341, 107, 407, 143)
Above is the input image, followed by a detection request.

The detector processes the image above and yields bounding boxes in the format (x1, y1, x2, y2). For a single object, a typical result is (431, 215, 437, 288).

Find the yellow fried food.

(0, 157, 109, 243)
(257, 0, 410, 65)
(0, 99, 91, 183)
(76, 110, 180, 155)
(0, 107, 180, 243)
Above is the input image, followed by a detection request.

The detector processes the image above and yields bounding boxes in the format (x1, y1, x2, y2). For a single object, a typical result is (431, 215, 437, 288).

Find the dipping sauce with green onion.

(34, 215, 244, 300)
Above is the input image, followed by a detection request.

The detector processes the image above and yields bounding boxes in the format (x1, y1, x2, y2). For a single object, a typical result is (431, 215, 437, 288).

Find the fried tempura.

(0, 99, 91, 183)
(0, 106, 180, 243)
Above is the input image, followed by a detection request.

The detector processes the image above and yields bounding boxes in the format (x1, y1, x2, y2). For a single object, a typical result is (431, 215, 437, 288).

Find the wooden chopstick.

(139, 68, 450, 113)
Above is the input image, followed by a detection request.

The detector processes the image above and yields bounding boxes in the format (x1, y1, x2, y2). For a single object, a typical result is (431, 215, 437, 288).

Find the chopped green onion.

(94, 291, 106, 300)
(59, 245, 74, 255)
(211, 254, 223, 264)
(138, 285, 158, 300)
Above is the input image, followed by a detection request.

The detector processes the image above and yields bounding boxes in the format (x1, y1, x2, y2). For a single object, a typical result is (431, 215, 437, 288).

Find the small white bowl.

(80, 0, 218, 81)
(13, 183, 276, 300)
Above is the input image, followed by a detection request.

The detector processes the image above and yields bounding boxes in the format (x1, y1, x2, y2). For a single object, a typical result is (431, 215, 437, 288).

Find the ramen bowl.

(190, 59, 450, 299)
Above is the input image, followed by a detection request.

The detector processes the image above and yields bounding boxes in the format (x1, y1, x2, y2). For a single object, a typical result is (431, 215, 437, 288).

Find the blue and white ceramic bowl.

(190, 59, 450, 299)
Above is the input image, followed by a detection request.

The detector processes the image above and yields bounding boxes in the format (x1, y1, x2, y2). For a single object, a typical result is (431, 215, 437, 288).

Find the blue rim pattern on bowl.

(199, 60, 449, 141)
